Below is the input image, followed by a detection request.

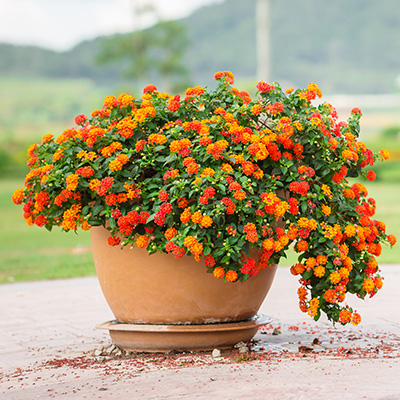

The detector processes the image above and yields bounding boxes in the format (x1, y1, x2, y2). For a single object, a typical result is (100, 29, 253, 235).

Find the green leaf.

(44, 223, 53, 232)
(146, 214, 155, 223)
(82, 205, 90, 215)
(87, 217, 102, 226)
(213, 248, 225, 258)
(163, 154, 176, 164)
(148, 184, 160, 190)
(203, 246, 211, 256)
(271, 167, 281, 175)
(153, 145, 165, 152)
(328, 216, 336, 224)
(221, 255, 230, 263)
(313, 309, 321, 321)
(217, 184, 226, 193)
(302, 270, 313, 280)
(91, 203, 103, 216)
(321, 167, 331, 177)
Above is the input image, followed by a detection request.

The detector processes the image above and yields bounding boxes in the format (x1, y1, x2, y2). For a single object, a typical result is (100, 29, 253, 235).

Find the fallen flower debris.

(19, 323, 397, 380)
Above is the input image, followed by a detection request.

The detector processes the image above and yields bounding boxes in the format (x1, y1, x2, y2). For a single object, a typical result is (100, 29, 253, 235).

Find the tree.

(96, 2, 190, 93)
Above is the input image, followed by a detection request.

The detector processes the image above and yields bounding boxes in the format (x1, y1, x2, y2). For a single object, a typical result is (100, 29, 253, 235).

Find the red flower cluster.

(76, 166, 95, 178)
(199, 186, 216, 205)
(267, 102, 284, 115)
(333, 166, 348, 183)
(154, 203, 173, 226)
(96, 177, 114, 196)
(243, 223, 258, 243)
(221, 197, 235, 214)
(240, 257, 259, 276)
(289, 181, 310, 196)
(256, 81, 275, 93)
(168, 95, 181, 112)
(182, 157, 199, 174)
(165, 241, 185, 258)
(158, 190, 169, 201)
(118, 210, 149, 235)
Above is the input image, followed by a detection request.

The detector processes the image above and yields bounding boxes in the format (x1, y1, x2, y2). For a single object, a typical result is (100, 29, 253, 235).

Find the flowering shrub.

(12, 71, 396, 326)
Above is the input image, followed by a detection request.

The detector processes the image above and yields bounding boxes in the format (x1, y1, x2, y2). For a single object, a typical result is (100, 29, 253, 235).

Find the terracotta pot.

(91, 226, 277, 325)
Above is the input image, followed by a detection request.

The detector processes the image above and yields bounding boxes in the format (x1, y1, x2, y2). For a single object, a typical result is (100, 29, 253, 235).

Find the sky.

(0, 0, 223, 51)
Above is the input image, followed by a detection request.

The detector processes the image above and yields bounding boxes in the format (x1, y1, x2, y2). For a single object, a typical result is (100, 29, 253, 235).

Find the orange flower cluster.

(168, 95, 181, 112)
(34, 191, 49, 212)
(134, 104, 156, 124)
(101, 142, 123, 158)
(243, 223, 258, 243)
(12, 188, 24, 205)
(117, 117, 136, 139)
(206, 140, 229, 160)
(54, 189, 81, 207)
(56, 128, 79, 144)
(136, 235, 149, 248)
(86, 127, 105, 147)
(182, 157, 199, 175)
(76, 166, 95, 178)
(185, 86, 205, 101)
(61, 204, 82, 231)
(267, 102, 284, 115)
(183, 236, 203, 261)
(66, 174, 79, 191)
(117, 93, 135, 107)
(148, 134, 167, 146)
(170, 138, 192, 156)
(109, 154, 129, 172)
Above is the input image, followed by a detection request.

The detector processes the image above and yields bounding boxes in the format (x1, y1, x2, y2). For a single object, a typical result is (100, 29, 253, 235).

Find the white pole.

(256, 0, 271, 82)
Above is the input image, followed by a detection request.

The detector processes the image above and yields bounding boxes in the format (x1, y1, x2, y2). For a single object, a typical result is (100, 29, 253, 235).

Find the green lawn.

(1, 179, 94, 283)
(1, 179, 399, 283)
(364, 182, 400, 263)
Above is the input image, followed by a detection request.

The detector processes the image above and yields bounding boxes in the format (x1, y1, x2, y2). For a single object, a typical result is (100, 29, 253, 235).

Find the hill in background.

(184, 0, 400, 93)
(1, 0, 399, 94)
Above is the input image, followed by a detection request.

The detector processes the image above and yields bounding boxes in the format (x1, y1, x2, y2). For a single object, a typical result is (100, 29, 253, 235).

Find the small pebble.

(94, 346, 104, 356)
(212, 349, 221, 359)
(234, 341, 249, 354)
(106, 344, 116, 355)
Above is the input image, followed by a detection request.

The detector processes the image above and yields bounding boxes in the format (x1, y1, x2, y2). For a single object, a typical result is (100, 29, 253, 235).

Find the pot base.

(96, 314, 271, 353)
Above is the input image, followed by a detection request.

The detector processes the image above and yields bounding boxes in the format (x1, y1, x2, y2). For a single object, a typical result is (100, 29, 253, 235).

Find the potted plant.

(12, 71, 396, 350)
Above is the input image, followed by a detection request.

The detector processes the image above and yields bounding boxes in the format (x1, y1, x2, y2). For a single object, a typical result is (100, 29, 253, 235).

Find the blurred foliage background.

(1, 0, 400, 282)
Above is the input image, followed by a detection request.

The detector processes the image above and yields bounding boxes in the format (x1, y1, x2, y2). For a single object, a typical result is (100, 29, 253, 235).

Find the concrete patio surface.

(1, 265, 400, 399)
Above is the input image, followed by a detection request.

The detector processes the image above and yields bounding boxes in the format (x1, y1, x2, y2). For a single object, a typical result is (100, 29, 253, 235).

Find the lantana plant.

(12, 71, 396, 326)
